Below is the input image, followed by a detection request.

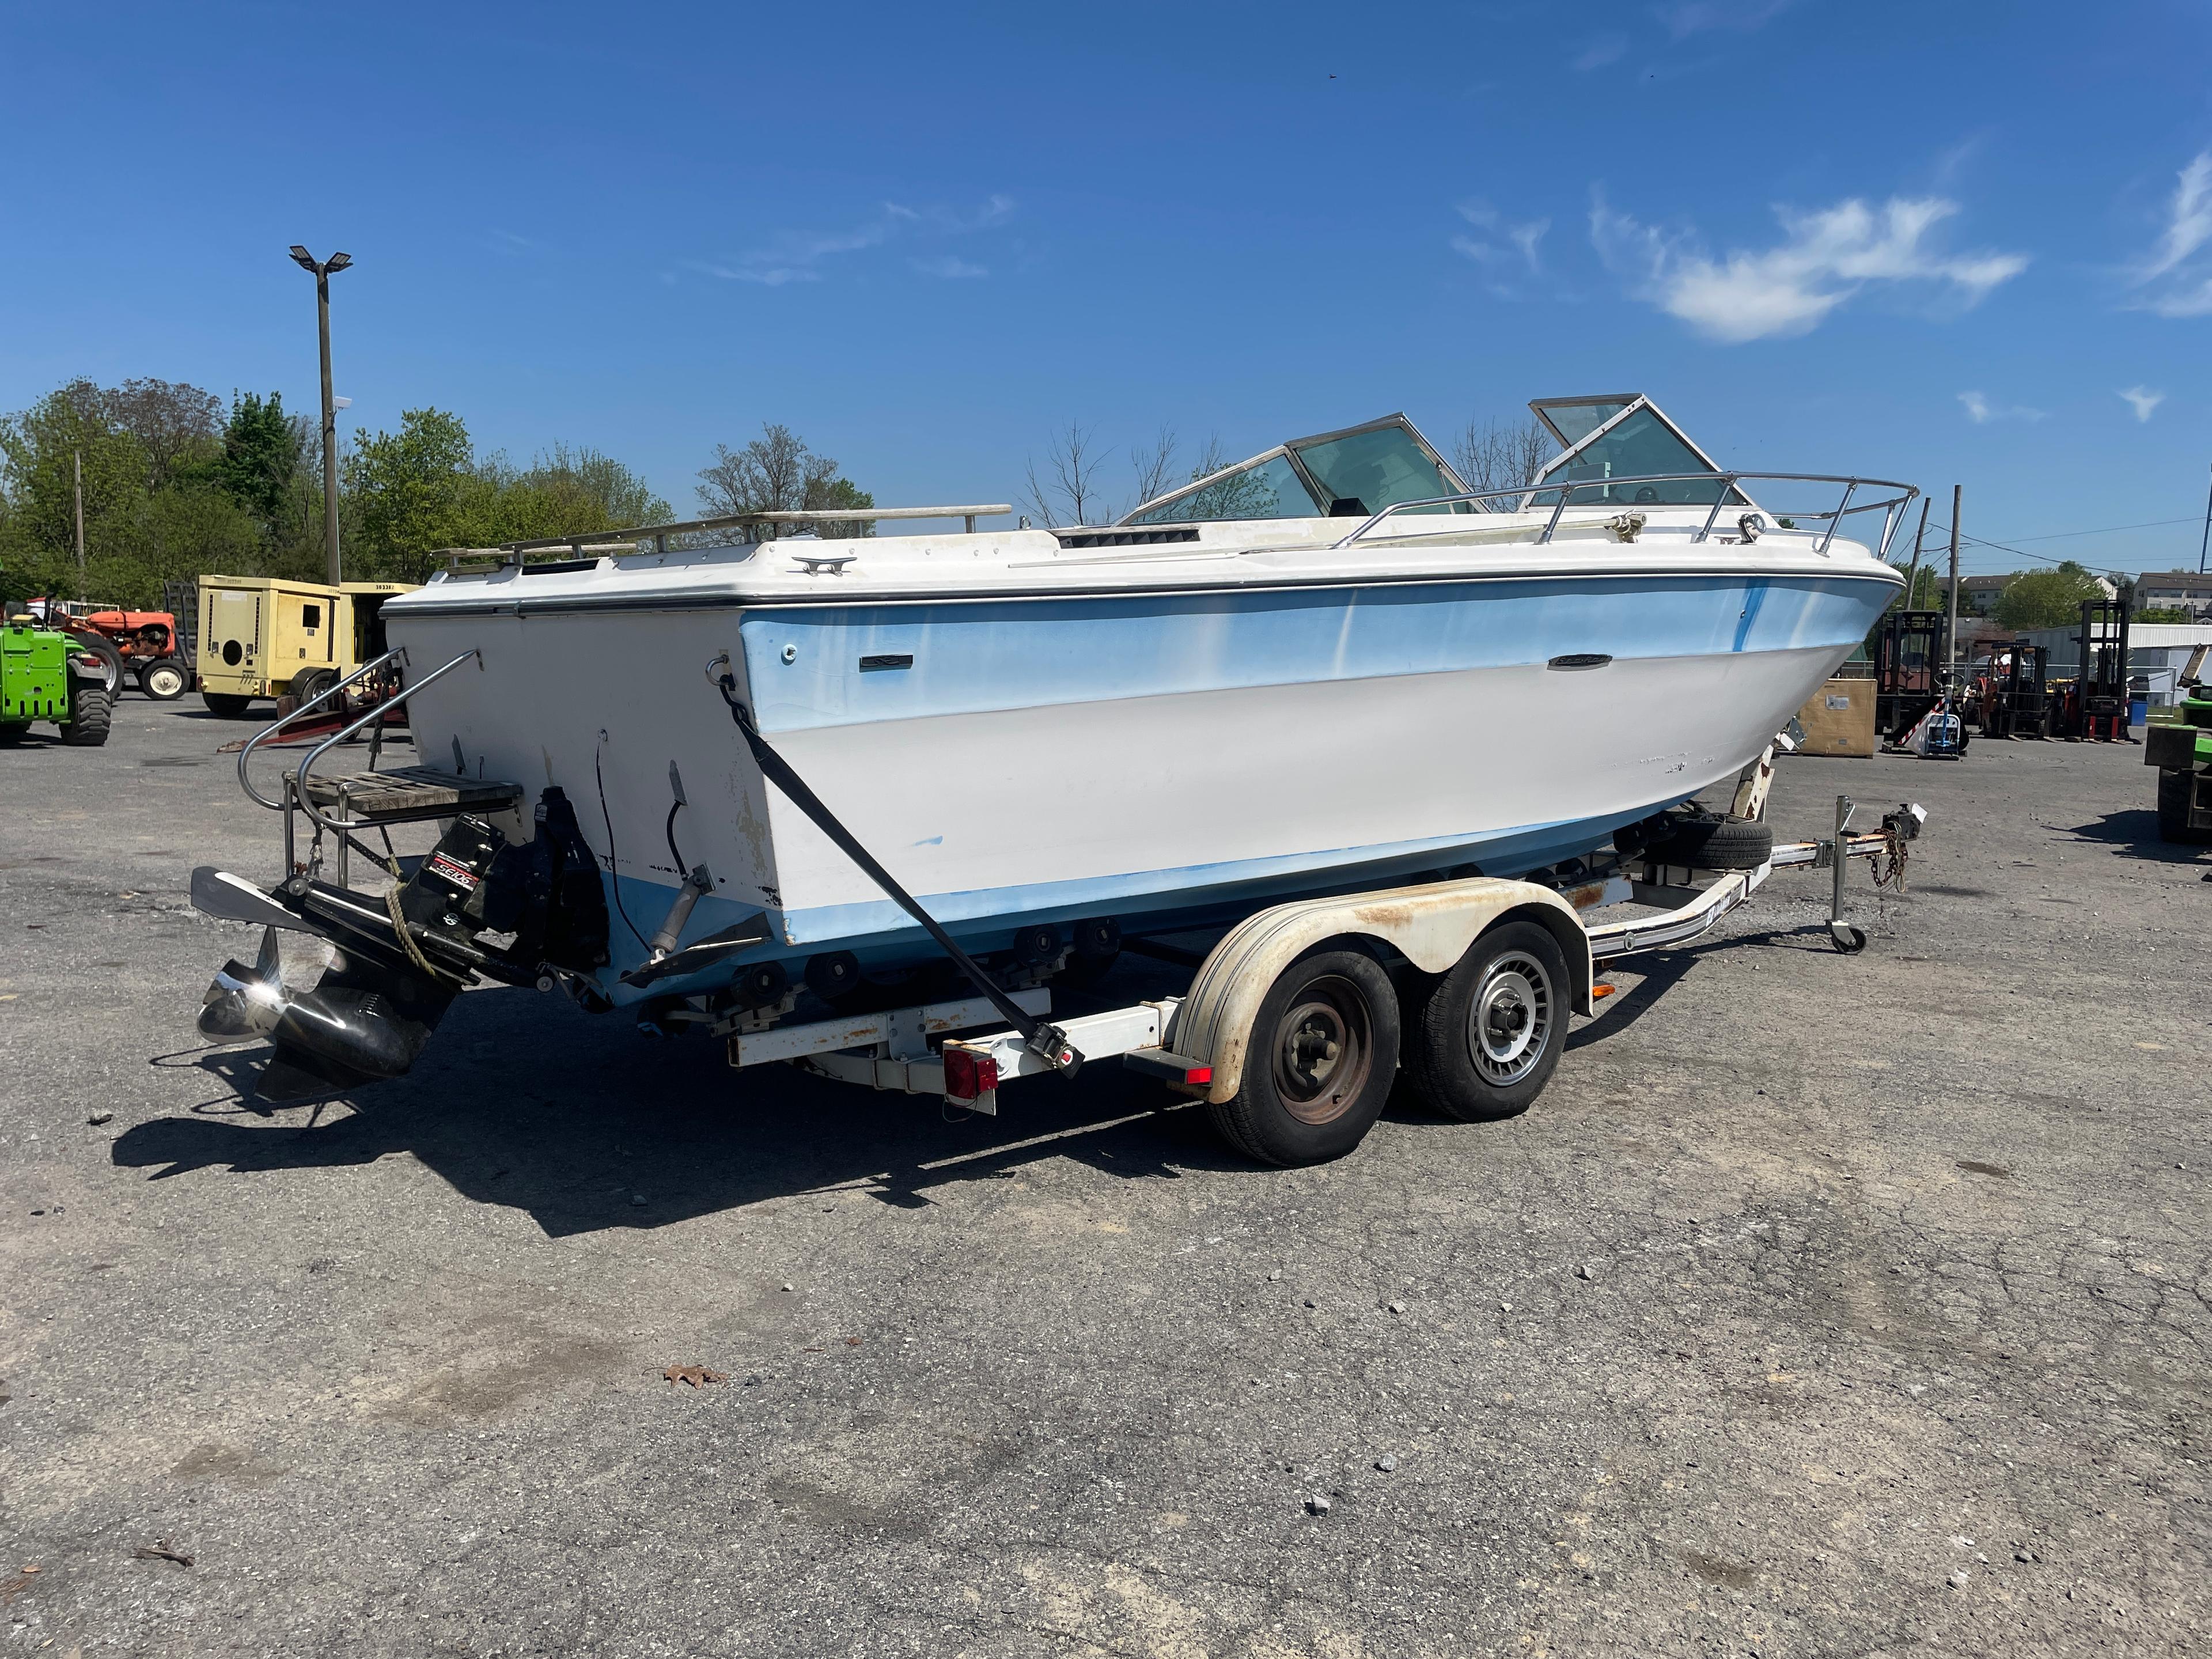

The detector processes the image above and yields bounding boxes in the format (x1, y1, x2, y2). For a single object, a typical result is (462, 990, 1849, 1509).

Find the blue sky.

(6, 0, 2212, 575)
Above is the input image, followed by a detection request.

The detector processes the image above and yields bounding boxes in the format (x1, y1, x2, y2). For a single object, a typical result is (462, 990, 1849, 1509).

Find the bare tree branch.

(1129, 426, 1180, 513)
(1452, 416, 1556, 505)
(1021, 422, 1113, 528)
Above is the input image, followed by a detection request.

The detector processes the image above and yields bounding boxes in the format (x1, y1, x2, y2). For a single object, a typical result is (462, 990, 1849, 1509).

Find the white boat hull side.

(388, 565, 1889, 993)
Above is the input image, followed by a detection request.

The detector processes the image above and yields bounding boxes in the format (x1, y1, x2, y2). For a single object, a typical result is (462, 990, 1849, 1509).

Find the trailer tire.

(138, 657, 188, 700)
(201, 692, 256, 718)
(1207, 946, 1398, 1166)
(58, 686, 112, 747)
(1643, 813, 1772, 871)
(291, 667, 337, 707)
(2157, 767, 2212, 844)
(1402, 921, 1568, 1123)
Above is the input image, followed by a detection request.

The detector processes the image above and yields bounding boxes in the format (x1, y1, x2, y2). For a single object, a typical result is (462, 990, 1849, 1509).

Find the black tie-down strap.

(714, 668, 1083, 1077)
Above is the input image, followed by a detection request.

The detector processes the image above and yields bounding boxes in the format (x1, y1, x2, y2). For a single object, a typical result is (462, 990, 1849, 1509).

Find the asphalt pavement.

(2, 696, 2207, 1657)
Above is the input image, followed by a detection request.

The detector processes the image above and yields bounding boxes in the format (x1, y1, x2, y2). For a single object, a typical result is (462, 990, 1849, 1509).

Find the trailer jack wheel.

(1828, 921, 1868, 954)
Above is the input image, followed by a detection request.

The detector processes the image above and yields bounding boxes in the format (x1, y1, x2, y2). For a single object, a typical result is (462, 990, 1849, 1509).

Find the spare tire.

(1643, 813, 1774, 871)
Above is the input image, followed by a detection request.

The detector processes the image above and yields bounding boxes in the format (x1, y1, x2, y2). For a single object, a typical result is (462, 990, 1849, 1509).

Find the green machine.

(2148, 675, 2212, 844)
(1, 607, 113, 747)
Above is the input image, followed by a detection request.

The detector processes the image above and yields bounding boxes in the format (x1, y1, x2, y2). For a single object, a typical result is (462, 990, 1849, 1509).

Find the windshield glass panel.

(1534, 399, 1631, 447)
(1290, 425, 1461, 516)
(1540, 407, 1743, 506)
(1127, 452, 1321, 524)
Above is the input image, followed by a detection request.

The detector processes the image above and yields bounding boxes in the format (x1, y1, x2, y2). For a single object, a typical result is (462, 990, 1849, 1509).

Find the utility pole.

(289, 245, 353, 585)
(2198, 460, 2211, 575)
(1945, 483, 1963, 677)
(1902, 496, 1930, 611)
(72, 449, 86, 591)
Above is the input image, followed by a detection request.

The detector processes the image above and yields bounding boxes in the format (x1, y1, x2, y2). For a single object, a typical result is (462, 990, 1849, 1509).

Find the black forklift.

(2051, 592, 2134, 743)
(1873, 609, 1950, 745)
(1972, 641, 2051, 739)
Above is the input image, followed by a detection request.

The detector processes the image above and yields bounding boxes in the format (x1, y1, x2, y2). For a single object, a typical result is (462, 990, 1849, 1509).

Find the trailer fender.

(1173, 877, 1592, 1105)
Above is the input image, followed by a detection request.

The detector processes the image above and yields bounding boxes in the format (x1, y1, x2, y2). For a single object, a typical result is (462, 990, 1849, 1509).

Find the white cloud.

(1452, 200, 1550, 285)
(1573, 32, 1628, 70)
(1958, 391, 2045, 425)
(2119, 385, 2165, 422)
(2126, 152, 2212, 317)
(702, 195, 1014, 286)
(1656, 0, 1797, 37)
(911, 255, 988, 279)
(1591, 190, 2028, 343)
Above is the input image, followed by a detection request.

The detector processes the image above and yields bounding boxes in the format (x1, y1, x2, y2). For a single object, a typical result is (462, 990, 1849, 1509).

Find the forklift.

(1971, 641, 2051, 740)
(2051, 592, 2134, 743)
(1872, 609, 1948, 744)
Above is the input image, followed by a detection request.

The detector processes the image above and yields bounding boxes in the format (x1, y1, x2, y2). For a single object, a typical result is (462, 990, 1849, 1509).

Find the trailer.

(693, 788, 1923, 1160)
(195, 663, 1926, 1159)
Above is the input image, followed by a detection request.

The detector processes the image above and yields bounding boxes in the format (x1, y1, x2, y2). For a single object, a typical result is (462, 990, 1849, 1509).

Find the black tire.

(72, 634, 124, 695)
(290, 667, 338, 707)
(58, 685, 112, 747)
(201, 691, 256, 718)
(2158, 768, 2212, 844)
(1643, 813, 1774, 871)
(1207, 946, 1399, 1166)
(1402, 921, 1569, 1123)
(138, 656, 188, 701)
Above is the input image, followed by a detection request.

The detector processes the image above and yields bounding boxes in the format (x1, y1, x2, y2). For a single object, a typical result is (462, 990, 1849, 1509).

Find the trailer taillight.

(942, 1047, 998, 1103)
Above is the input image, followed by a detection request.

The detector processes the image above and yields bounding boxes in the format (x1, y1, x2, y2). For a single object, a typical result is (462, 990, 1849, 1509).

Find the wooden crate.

(1794, 677, 1876, 758)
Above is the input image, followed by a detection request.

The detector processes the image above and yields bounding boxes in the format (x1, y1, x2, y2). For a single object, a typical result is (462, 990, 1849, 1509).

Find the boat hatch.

(1529, 393, 1749, 509)
(1119, 414, 1469, 527)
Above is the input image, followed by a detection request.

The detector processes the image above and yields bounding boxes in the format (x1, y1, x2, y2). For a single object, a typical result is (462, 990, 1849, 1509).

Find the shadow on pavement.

(113, 929, 1731, 1231)
(2061, 808, 2209, 865)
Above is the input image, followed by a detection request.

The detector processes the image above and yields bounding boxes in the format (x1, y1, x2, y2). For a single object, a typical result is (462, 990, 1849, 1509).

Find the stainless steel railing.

(1330, 471, 1920, 561)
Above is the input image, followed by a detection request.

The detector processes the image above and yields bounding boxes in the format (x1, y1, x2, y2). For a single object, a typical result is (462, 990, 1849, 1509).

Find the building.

(2022, 620, 2212, 707)
(1959, 574, 2012, 616)
(2133, 569, 2212, 619)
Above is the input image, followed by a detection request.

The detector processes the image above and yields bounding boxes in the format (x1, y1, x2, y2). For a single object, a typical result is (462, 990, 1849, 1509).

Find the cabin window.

(1126, 452, 1320, 524)
(1540, 407, 1745, 507)
(1291, 426, 1461, 517)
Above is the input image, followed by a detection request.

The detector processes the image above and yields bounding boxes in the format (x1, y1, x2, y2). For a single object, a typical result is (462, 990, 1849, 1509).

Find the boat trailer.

(728, 790, 1923, 1119)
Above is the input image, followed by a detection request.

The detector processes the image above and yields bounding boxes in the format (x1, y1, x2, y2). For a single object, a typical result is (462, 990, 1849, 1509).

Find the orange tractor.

(29, 597, 191, 701)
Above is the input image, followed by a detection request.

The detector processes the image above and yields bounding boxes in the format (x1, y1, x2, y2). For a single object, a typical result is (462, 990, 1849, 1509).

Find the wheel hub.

(1271, 978, 1373, 1125)
(1468, 952, 1553, 1085)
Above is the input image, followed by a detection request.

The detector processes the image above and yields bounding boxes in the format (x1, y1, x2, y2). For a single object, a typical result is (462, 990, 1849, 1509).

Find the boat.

(193, 393, 1913, 1090)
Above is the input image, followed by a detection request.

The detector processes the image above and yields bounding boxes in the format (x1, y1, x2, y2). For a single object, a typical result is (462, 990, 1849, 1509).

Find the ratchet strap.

(713, 669, 1083, 1076)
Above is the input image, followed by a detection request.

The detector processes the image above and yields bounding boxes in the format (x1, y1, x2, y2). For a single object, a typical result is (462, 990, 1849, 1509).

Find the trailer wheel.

(58, 686, 112, 747)
(138, 657, 188, 701)
(73, 635, 124, 695)
(1402, 921, 1568, 1123)
(1209, 947, 1398, 1166)
(2158, 767, 2212, 844)
(201, 691, 256, 718)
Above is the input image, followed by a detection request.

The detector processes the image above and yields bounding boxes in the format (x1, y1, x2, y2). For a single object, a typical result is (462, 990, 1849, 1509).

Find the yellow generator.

(195, 576, 416, 718)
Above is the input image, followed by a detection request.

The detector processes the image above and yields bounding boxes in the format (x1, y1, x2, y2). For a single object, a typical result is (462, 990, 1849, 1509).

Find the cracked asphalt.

(2, 698, 2207, 1657)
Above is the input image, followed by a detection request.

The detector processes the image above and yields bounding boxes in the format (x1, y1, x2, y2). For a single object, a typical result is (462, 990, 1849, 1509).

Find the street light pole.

(289, 245, 353, 585)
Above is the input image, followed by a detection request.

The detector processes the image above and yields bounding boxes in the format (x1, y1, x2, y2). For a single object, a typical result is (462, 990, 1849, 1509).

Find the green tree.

(1994, 562, 2109, 630)
(2137, 605, 2191, 623)
(343, 408, 480, 580)
(215, 392, 303, 524)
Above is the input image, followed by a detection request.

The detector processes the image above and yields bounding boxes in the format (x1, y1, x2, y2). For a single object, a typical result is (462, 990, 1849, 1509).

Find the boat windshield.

(1122, 416, 1463, 525)
(1533, 396, 1747, 508)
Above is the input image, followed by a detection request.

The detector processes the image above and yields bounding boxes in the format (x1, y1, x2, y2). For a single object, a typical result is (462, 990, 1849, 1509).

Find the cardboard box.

(1795, 677, 1876, 757)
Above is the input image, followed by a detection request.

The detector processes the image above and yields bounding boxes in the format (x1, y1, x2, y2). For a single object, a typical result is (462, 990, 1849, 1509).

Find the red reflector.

(1184, 1065, 1213, 1085)
(942, 1048, 998, 1100)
